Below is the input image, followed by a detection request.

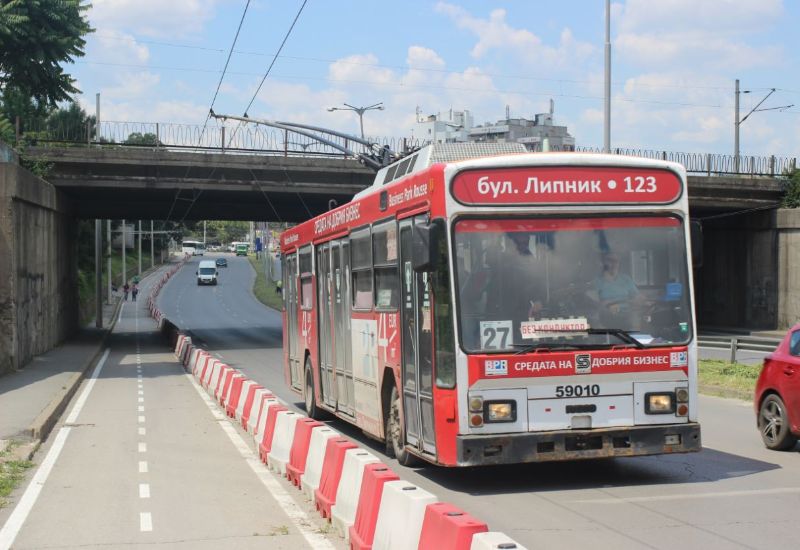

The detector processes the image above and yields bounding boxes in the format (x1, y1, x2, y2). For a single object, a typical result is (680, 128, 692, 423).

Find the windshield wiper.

(510, 342, 600, 355)
(585, 328, 645, 349)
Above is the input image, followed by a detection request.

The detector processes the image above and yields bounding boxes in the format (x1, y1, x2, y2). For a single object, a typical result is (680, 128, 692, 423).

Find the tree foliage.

(782, 169, 800, 208)
(0, 0, 93, 106)
(124, 132, 161, 146)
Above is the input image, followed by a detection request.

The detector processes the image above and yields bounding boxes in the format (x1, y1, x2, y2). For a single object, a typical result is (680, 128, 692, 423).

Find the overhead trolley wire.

(242, 0, 309, 117)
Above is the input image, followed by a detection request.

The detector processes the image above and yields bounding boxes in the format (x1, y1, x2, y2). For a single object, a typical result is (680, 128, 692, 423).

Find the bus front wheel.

(386, 386, 420, 467)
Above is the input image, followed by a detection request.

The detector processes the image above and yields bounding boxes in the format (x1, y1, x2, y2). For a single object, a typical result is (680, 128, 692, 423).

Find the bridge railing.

(12, 118, 797, 176)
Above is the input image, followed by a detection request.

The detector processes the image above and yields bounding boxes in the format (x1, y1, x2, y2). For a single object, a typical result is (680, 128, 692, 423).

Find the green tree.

(45, 101, 95, 142)
(783, 169, 800, 208)
(0, 0, 93, 107)
(124, 132, 161, 146)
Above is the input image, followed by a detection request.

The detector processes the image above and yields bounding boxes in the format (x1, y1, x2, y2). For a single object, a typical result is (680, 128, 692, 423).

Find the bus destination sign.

(452, 166, 682, 205)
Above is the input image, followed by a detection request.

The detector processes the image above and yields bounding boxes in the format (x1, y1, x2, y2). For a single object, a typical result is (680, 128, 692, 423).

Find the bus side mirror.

(412, 219, 444, 272)
(690, 220, 703, 268)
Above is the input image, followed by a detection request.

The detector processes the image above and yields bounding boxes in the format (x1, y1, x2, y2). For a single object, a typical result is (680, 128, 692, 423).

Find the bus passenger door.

(399, 218, 436, 455)
(333, 241, 355, 415)
(333, 240, 354, 415)
(286, 253, 302, 390)
(317, 243, 336, 407)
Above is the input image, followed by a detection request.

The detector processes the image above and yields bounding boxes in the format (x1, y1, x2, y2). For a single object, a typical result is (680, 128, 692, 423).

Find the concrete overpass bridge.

(3, 129, 799, 376)
(20, 145, 789, 221)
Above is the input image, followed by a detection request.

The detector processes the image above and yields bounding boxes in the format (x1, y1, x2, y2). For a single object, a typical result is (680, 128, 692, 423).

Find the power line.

(208, 0, 251, 114)
(243, 0, 308, 116)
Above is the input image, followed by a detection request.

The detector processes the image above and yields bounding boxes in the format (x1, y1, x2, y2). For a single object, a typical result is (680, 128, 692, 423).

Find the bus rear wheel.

(386, 386, 420, 467)
(304, 359, 325, 420)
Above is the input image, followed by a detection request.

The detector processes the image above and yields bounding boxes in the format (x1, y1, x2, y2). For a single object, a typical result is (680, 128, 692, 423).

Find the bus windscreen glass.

(454, 216, 692, 353)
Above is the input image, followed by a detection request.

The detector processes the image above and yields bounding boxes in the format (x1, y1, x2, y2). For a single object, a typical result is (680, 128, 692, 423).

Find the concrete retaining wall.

(0, 148, 78, 375)
(777, 209, 800, 328)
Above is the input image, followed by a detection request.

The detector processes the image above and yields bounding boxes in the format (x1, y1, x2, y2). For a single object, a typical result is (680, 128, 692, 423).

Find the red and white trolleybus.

(280, 143, 701, 466)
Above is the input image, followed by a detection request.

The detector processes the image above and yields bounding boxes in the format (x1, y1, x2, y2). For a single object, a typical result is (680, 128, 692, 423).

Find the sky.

(71, 0, 800, 156)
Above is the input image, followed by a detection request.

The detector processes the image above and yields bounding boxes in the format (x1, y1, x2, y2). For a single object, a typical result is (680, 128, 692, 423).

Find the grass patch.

(0, 444, 34, 508)
(248, 254, 283, 311)
(698, 359, 761, 401)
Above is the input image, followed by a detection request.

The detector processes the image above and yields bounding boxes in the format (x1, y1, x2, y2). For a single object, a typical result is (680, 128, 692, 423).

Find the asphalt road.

(0, 261, 340, 550)
(159, 255, 800, 550)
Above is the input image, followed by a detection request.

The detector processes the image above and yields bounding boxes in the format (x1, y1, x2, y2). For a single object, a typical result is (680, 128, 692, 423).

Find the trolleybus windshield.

(454, 216, 692, 353)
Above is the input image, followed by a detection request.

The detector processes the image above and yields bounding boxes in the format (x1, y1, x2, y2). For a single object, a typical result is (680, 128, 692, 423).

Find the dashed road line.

(139, 512, 153, 532)
(138, 442, 147, 453)
(139, 484, 151, 499)
(139, 461, 148, 474)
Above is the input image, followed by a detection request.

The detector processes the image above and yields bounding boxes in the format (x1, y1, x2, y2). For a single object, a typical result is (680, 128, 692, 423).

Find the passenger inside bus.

(593, 251, 646, 328)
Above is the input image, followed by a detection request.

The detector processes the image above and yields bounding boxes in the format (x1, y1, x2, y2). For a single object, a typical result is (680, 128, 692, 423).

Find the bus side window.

(351, 227, 373, 310)
(299, 246, 313, 310)
(373, 219, 398, 310)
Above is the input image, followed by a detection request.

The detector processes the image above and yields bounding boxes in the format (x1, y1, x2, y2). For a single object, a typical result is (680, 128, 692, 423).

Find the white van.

(196, 260, 218, 286)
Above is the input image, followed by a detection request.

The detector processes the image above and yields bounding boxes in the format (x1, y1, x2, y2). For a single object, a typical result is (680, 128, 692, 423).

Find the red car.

(755, 324, 800, 450)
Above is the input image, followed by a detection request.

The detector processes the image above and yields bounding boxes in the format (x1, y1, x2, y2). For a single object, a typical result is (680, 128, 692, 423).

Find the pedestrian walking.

(123, 282, 130, 301)
(131, 283, 139, 302)
(276, 279, 283, 295)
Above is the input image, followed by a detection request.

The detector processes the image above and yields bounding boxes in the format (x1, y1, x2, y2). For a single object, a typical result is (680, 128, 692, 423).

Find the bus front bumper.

(456, 422, 701, 466)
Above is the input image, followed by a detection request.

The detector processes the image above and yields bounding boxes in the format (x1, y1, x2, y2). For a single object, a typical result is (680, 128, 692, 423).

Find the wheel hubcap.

(760, 400, 784, 443)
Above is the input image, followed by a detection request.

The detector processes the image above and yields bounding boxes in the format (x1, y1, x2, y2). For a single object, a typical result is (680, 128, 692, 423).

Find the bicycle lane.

(0, 265, 336, 549)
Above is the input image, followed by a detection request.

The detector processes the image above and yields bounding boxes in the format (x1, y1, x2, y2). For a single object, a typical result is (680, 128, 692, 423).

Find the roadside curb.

(24, 261, 169, 453)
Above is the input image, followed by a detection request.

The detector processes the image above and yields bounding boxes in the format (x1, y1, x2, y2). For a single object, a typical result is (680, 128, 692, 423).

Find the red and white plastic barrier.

(267, 411, 302, 476)
(372, 481, 438, 549)
(349, 463, 400, 550)
(315, 437, 359, 519)
(331, 449, 380, 540)
(286, 418, 324, 486)
(470, 533, 528, 550)
(258, 402, 287, 462)
(243, 387, 270, 433)
(300, 426, 339, 501)
(418, 503, 489, 550)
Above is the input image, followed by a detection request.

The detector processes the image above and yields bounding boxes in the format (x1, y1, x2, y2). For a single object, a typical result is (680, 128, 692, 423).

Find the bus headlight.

(484, 401, 516, 423)
(645, 393, 675, 414)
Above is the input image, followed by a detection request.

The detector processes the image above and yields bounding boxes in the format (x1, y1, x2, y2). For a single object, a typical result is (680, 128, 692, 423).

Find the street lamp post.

(734, 80, 793, 173)
(327, 102, 384, 139)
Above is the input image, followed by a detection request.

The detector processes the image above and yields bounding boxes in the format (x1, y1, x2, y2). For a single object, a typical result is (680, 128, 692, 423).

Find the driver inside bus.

(500, 232, 545, 324)
(594, 252, 644, 327)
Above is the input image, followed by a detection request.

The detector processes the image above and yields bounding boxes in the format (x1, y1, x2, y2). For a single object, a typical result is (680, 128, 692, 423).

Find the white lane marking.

(139, 461, 148, 474)
(139, 484, 151, 499)
(138, 427, 146, 436)
(139, 512, 152, 532)
(0, 349, 110, 550)
(185, 373, 335, 549)
(574, 487, 800, 504)
(138, 415, 145, 423)
(117, 302, 125, 324)
(138, 406, 145, 412)
(138, 390, 144, 395)
(138, 442, 147, 453)
(138, 397, 144, 403)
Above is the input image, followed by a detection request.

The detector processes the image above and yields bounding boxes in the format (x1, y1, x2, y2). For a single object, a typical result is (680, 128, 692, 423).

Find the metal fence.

(13, 118, 798, 176)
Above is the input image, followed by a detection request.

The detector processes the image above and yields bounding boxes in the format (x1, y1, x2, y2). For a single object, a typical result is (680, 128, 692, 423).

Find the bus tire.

(386, 386, 420, 466)
(304, 359, 325, 420)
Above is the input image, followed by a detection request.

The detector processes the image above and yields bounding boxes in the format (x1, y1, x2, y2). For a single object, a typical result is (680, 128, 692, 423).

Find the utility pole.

(95, 220, 102, 328)
(106, 220, 112, 304)
(95, 93, 100, 144)
(603, 0, 611, 153)
(138, 220, 142, 277)
(734, 80, 793, 173)
(150, 220, 154, 268)
(121, 219, 127, 287)
(203, 220, 207, 247)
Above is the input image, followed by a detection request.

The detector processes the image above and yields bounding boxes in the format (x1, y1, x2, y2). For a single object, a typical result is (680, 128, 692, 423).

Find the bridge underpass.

(4, 143, 797, 375)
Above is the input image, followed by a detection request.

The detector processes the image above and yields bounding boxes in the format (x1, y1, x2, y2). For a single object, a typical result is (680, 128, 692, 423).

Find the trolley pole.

(150, 220, 154, 268)
(138, 219, 142, 277)
(106, 220, 112, 304)
(121, 219, 127, 286)
(95, 220, 102, 328)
